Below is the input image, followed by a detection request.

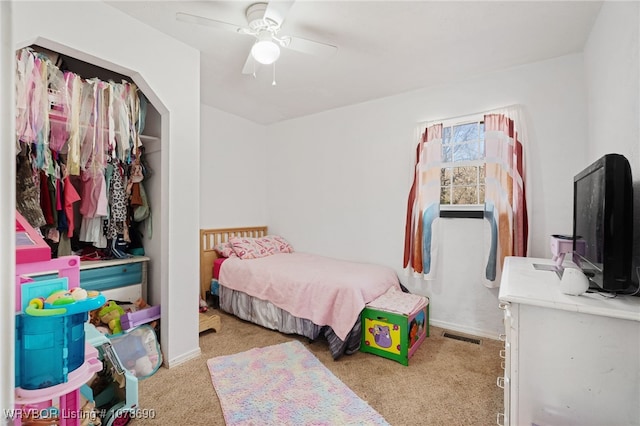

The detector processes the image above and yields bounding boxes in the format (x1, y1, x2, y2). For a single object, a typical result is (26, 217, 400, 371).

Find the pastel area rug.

(207, 340, 389, 426)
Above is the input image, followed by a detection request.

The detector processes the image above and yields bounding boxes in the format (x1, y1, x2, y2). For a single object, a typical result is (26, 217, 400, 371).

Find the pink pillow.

(214, 242, 237, 258)
(265, 235, 294, 253)
(254, 237, 277, 256)
(229, 237, 270, 259)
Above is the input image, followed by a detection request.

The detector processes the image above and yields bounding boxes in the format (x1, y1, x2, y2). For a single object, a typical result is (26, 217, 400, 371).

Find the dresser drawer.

(26, 257, 148, 304)
(100, 284, 142, 304)
(79, 262, 143, 292)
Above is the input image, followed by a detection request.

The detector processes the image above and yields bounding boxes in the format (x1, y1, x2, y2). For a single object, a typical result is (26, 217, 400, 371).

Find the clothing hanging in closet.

(14, 47, 152, 259)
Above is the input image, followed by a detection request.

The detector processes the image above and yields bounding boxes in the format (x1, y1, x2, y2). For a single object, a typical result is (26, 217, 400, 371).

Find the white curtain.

(403, 123, 443, 280)
(483, 105, 530, 287)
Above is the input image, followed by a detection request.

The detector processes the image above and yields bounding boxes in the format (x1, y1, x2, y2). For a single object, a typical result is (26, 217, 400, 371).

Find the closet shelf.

(140, 134, 160, 154)
(41, 112, 160, 153)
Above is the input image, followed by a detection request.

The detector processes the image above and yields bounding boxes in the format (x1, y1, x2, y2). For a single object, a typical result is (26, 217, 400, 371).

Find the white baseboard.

(430, 319, 500, 341)
(164, 347, 201, 368)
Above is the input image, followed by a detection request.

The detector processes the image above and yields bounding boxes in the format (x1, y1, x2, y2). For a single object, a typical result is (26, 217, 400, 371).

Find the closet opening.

(14, 38, 167, 354)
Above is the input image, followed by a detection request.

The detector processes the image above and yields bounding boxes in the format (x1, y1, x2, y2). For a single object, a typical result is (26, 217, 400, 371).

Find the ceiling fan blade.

(176, 12, 243, 34)
(263, 0, 296, 26)
(241, 52, 257, 75)
(284, 36, 338, 58)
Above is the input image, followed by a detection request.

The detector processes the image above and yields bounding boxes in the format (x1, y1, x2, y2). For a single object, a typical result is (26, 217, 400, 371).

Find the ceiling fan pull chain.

(272, 62, 277, 86)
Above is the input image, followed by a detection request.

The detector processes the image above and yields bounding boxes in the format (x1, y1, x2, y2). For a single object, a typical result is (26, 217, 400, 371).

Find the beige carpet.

(133, 309, 503, 426)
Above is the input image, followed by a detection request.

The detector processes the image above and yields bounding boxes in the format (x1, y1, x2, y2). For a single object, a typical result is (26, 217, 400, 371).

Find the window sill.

(439, 209, 484, 219)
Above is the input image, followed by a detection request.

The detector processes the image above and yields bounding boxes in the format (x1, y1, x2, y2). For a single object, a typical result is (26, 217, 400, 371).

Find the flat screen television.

(572, 154, 634, 292)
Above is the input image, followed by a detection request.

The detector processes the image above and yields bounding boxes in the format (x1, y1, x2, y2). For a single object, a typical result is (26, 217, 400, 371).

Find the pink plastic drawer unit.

(121, 305, 161, 331)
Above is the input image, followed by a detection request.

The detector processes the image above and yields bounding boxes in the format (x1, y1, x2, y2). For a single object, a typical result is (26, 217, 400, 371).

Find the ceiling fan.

(176, 1, 338, 77)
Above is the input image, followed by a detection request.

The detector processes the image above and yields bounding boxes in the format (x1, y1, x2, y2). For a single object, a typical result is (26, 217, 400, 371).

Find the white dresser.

(79, 256, 150, 303)
(497, 256, 640, 426)
(28, 256, 150, 304)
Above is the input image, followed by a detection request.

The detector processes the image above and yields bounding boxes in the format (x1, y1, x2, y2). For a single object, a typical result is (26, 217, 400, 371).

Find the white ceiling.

(108, 1, 603, 125)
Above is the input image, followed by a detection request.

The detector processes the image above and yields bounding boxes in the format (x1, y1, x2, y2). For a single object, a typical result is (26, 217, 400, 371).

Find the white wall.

(200, 105, 268, 228)
(264, 54, 589, 338)
(584, 1, 640, 277)
(584, 1, 639, 165)
(11, 1, 201, 366)
(1, 1, 15, 419)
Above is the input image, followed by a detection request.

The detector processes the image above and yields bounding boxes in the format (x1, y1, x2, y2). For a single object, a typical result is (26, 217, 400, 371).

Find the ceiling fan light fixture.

(251, 39, 280, 65)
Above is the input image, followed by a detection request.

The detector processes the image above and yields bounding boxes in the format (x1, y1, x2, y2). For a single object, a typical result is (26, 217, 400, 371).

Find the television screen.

(574, 166, 605, 272)
(572, 154, 634, 292)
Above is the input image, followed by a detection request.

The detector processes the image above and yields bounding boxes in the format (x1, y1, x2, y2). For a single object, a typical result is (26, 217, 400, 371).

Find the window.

(440, 118, 485, 210)
(406, 106, 528, 278)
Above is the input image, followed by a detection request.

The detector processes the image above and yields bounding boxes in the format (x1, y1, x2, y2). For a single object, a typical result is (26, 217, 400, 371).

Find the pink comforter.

(218, 252, 400, 341)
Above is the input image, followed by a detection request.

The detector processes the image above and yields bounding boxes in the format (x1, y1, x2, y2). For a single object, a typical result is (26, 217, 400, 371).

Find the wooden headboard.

(199, 226, 268, 300)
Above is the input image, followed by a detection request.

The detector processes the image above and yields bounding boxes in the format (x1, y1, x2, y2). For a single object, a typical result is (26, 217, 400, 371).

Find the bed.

(199, 227, 401, 359)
